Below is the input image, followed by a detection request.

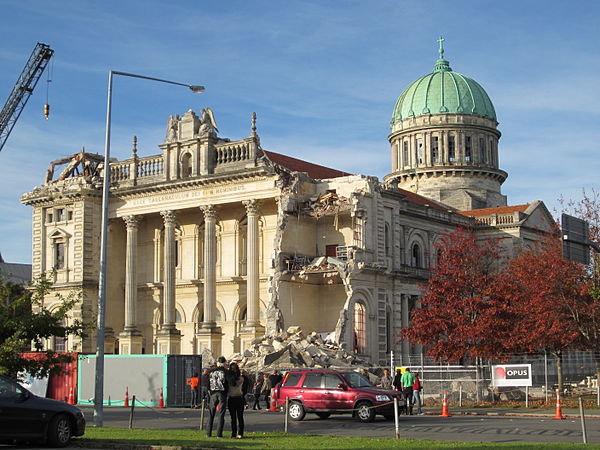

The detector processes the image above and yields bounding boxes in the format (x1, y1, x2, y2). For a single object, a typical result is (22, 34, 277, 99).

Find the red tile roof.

(458, 204, 530, 217)
(395, 188, 449, 211)
(262, 150, 351, 179)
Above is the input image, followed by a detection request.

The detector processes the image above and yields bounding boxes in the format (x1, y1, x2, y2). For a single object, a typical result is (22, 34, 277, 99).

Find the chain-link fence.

(375, 350, 600, 405)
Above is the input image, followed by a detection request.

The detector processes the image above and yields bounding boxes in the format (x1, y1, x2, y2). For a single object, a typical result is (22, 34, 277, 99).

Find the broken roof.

(261, 150, 351, 180)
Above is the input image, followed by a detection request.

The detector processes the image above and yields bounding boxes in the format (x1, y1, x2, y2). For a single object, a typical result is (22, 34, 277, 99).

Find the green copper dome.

(391, 42, 496, 123)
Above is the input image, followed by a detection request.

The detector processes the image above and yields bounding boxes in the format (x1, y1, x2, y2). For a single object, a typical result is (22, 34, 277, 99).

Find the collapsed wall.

(229, 326, 371, 370)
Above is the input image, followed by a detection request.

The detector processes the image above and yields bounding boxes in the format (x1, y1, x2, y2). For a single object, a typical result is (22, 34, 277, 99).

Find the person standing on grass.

(400, 367, 415, 415)
(207, 356, 228, 438)
(186, 372, 200, 408)
(260, 373, 272, 410)
(412, 372, 424, 414)
(227, 362, 248, 439)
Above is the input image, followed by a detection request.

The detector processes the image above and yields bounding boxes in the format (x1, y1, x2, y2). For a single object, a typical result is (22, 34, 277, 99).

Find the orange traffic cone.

(552, 389, 564, 419)
(439, 392, 451, 417)
(268, 396, 278, 412)
(67, 387, 75, 405)
(158, 387, 165, 408)
(124, 387, 129, 407)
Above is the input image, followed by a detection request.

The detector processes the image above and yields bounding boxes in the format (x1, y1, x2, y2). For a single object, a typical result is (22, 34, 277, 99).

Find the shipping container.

(77, 354, 201, 407)
(21, 352, 78, 403)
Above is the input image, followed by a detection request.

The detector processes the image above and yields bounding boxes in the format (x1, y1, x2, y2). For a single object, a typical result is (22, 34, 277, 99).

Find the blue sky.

(1, 1, 599, 263)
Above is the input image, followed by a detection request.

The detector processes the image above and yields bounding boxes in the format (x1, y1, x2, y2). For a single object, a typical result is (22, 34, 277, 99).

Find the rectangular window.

(67, 210, 73, 221)
(47, 212, 53, 223)
(54, 242, 65, 269)
(283, 372, 302, 387)
(55, 208, 65, 222)
(448, 135, 456, 161)
(465, 136, 472, 162)
(479, 137, 486, 163)
(353, 217, 364, 248)
(417, 138, 424, 165)
(431, 136, 439, 163)
(403, 141, 409, 167)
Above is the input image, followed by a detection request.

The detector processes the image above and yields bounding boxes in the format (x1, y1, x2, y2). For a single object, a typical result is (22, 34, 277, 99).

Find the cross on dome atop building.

(437, 36, 445, 60)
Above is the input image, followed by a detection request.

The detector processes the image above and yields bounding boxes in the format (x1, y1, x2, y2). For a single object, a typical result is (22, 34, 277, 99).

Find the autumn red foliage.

(402, 228, 516, 362)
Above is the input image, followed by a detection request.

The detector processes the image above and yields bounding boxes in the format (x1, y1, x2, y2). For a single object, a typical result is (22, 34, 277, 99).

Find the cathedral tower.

(385, 39, 507, 211)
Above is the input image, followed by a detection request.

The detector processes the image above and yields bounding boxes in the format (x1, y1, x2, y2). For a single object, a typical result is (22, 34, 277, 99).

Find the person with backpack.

(207, 356, 228, 438)
(226, 362, 248, 439)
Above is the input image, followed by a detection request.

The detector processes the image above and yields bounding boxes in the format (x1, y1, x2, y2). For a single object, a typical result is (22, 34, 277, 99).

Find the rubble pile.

(304, 191, 350, 219)
(229, 326, 371, 371)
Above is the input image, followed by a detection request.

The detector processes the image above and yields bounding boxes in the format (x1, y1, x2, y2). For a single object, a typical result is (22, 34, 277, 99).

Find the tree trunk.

(554, 351, 563, 394)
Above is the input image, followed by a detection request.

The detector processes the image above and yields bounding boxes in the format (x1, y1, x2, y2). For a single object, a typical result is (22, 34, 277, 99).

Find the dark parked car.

(0, 374, 85, 447)
(272, 369, 404, 422)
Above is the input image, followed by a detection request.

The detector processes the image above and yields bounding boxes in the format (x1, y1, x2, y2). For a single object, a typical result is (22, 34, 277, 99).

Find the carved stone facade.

(21, 51, 555, 365)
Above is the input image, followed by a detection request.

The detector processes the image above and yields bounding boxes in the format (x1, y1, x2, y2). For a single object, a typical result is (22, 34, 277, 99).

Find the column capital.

(123, 215, 141, 230)
(243, 199, 261, 216)
(200, 204, 217, 220)
(160, 210, 177, 226)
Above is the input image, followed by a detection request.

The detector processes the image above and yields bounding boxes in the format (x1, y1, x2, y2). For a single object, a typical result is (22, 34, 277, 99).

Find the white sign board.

(492, 364, 532, 387)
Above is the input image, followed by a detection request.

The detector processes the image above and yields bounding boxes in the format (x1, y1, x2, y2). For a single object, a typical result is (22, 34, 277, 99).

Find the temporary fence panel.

(166, 355, 202, 407)
(78, 354, 166, 406)
(77, 354, 201, 407)
(22, 352, 78, 403)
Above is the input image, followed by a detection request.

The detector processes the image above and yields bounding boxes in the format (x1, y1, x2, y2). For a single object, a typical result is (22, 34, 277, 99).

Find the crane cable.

(44, 58, 53, 120)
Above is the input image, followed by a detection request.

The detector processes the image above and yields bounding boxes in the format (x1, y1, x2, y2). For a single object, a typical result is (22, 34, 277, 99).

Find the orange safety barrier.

(158, 387, 165, 408)
(552, 389, 564, 420)
(439, 391, 451, 417)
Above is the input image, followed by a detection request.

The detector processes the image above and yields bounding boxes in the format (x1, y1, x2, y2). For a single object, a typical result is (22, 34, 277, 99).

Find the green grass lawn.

(76, 427, 599, 449)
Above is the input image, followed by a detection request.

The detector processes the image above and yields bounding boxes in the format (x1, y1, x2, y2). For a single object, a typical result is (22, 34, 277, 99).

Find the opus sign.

(492, 364, 532, 387)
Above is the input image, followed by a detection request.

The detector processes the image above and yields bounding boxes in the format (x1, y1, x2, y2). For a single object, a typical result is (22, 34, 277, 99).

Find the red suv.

(272, 369, 404, 422)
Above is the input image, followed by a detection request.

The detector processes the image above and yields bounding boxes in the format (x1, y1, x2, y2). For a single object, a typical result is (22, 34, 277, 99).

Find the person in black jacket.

(226, 362, 248, 439)
(207, 356, 228, 438)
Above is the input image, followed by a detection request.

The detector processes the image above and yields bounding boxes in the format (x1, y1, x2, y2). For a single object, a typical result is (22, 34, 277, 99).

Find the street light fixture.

(94, 70, 203, 427)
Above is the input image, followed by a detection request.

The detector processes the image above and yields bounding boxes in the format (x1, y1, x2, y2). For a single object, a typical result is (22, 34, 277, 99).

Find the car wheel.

(288, 401, 306, 421)
(315, 412, 331, 419)
(356, 401, 375, 423)
(47, 414, 72, 448)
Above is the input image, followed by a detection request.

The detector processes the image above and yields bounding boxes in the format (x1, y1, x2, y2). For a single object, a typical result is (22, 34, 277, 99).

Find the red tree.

(402, 228, 516, 362)
(502, 234, 585, 390)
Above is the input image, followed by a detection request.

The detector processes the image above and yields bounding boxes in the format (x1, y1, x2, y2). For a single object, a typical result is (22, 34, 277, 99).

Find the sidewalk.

(424, 406, 600, 418)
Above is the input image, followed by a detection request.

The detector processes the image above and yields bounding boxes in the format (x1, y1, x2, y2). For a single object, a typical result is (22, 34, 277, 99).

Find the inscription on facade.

(130, 185, 246, 207)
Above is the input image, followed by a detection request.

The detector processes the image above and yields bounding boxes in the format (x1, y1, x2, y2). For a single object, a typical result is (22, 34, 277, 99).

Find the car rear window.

(282, 372, 302, 387)
(323, 373, 343, 389)
(302, 372, 323, 388)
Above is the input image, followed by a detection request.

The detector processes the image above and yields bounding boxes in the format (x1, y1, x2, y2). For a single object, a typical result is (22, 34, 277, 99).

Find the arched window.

(411, 243, 422, 268)
(181, 152, 192, 178)
(353, 302, 366, 354)
(54, 317, 67, 352)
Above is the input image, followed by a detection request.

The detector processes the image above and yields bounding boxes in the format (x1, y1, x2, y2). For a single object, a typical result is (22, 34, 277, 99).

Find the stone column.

(196, 205, 222, 355)
(156, 210, 181, 354)
(239, 200, 265, 351)
(201, 205, 217, 327)
(119, 215, 143, 354)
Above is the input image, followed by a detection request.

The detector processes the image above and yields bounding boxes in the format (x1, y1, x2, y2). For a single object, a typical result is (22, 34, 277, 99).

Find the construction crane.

(0, 42, 54, 153)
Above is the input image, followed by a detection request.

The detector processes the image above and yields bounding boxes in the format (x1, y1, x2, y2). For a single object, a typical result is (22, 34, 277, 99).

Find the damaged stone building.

(21, 48, 554, 365)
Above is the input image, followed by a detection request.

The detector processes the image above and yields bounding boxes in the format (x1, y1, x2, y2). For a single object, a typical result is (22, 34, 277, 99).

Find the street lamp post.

(94, 71, 203, 427)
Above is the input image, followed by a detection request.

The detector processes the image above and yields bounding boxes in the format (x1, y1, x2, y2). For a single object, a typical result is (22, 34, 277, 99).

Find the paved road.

(73, 405, 598, 445)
